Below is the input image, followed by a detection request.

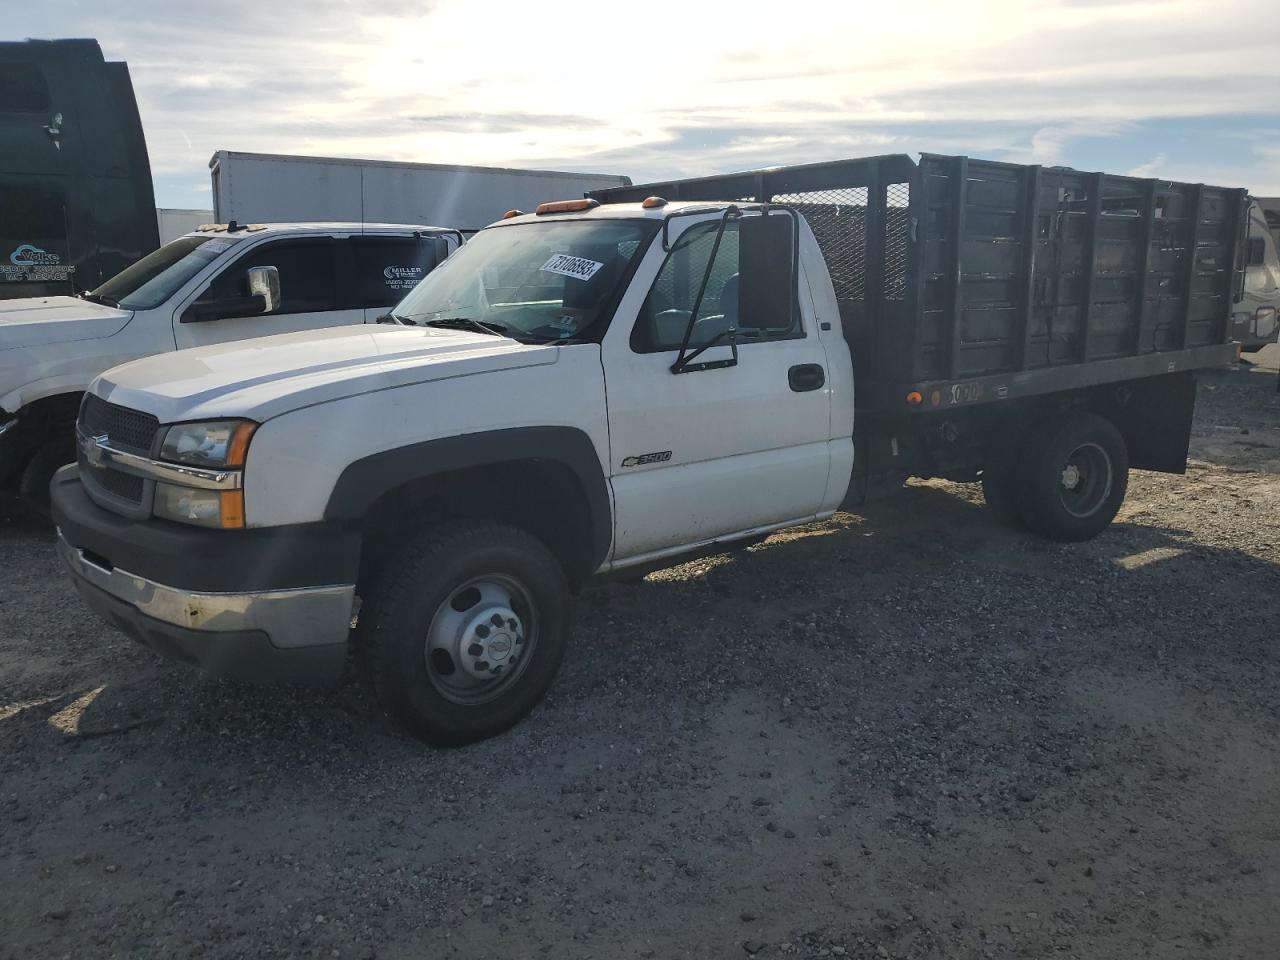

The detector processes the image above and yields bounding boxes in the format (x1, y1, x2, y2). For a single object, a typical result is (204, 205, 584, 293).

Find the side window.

(206, 239, 337, 315)
(1246, 236, 1266, 268)
(0, 62, 51, 114)
(632, 220, 801, 353)
(350, 237, 441, 308)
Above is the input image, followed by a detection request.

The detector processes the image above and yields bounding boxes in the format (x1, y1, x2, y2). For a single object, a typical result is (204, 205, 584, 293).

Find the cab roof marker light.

(642, 196, 668, 209)
(534, 198, 600, 216)
(503, 209, 524, 219)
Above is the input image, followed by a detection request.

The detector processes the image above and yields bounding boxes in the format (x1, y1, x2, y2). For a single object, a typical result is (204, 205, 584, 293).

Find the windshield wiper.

(376, 313, 413, 325)
(79, 292, 120, 307)
(419, 317, 509, 337)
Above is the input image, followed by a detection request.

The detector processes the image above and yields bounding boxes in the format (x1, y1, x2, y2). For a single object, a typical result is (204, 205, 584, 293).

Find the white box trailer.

(209, 151, 631, 234)
(155, 207, 214, 244)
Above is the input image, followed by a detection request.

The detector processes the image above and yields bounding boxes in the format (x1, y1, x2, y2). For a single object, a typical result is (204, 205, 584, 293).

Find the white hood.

(93, 324, 561, 423)
(0, 296, 134, 351)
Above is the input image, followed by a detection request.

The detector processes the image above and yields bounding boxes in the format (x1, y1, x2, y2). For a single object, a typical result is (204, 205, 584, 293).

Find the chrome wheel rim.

(424, 574, 536, 705)
(1057, 441, 1112, 519)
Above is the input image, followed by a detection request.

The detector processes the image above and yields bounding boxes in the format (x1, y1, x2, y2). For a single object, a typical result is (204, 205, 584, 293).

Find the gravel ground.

(2, 349, 1278, 960)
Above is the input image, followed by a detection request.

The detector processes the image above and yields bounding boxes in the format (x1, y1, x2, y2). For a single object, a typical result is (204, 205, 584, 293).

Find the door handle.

(788, 363, 825, 392)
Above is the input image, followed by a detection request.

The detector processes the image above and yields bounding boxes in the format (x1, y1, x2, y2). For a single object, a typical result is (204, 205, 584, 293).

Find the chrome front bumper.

(57, 529, 355, 680)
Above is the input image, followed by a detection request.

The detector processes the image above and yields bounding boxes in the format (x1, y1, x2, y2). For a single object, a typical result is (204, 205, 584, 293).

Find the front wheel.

(1016, 413, 1129, 542)
(357, 521, 570, 745)
(19, 435, 76, 521)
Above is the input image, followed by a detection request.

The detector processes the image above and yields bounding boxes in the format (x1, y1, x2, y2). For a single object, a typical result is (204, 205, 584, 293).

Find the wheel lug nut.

(475, 624, 490, 639)
(475, 661, 489, 672)
(490, 614, 504, 627)
(468, 643, 484, 657)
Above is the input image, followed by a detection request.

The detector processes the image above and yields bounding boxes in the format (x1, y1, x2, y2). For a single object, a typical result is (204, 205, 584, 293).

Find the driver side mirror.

(738, 211, 796, 331)
(182, 265, 281, 323)
(247, 265, 280, 314)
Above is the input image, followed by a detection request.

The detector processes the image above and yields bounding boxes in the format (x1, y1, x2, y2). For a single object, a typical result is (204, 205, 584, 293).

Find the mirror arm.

(671, 207, 740, 374)
(671, 326, 738, 374)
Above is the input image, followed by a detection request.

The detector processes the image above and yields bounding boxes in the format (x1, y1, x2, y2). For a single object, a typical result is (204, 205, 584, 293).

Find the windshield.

(394, 218, 657, 342)
(91, 235, 241, 310)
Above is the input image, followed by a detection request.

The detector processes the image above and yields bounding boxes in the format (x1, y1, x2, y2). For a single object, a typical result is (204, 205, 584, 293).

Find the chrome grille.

(79, 394, 159, 455)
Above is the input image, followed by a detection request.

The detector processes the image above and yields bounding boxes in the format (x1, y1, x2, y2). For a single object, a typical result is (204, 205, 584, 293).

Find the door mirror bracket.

(671, 208, 740, 375)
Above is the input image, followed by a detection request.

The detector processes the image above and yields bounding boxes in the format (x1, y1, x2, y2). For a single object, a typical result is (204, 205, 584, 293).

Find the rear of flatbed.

(594, 154, 1250, 540)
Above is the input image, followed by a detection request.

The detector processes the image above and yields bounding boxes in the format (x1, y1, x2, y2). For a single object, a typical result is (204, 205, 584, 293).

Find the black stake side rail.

(592, 154, 1248, 417)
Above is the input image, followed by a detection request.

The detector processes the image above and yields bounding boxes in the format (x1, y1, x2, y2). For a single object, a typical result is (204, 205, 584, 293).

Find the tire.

(18, 435, 75, 521)
(356, 520, 570, 746)
(1016, 413, 1128, 542)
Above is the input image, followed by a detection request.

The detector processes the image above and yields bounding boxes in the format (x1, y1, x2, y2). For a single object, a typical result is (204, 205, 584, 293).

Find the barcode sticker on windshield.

(540, 254, 603, 282)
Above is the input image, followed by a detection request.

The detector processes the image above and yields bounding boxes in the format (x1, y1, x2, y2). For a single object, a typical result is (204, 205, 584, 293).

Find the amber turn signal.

(534, 198, 600, 215)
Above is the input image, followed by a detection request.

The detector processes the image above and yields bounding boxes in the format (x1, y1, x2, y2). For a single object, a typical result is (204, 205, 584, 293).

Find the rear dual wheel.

(356, 521, 570, 746)
(983, 413, 1129, 542)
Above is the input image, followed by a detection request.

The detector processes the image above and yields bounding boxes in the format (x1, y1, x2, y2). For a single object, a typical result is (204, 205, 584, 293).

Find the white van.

(0, 221, 460, 514)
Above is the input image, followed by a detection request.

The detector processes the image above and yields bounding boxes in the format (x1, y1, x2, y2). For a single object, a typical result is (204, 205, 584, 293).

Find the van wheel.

(19, 437, 75, 521)
(1017, 413, 1128, 542)
(357, 521, 570, 745)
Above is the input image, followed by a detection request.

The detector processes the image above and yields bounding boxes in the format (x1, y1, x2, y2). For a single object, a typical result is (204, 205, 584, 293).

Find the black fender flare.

(323, 426, 613, 572)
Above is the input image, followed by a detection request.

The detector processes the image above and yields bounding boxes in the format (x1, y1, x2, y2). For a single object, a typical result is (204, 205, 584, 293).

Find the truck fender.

(322, 426, 613, 572)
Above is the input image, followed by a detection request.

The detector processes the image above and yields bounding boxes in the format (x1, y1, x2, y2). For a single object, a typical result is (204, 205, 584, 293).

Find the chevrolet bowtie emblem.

(86, 434, 109, 465)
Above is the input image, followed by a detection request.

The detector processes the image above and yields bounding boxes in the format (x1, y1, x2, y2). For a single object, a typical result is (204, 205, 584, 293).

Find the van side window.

(349, 237, 441, 308)
(0, 63, 52, 114)
(207, 240, 337, 315)
(632, 220, 801, 353)
(1246, 237, 1266, 268)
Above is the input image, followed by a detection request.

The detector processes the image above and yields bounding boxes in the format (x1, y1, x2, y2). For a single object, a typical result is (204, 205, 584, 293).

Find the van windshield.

(91, 235, 241, 310)
(394, 219, 657, 342)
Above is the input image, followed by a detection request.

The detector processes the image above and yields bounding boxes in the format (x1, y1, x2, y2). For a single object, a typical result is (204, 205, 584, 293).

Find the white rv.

(1235, 198, 1280, 351)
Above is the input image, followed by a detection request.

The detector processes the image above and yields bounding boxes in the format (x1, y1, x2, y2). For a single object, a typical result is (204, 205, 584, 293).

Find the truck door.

(173, 237, 366, 348)
(601, 213, 834, 562)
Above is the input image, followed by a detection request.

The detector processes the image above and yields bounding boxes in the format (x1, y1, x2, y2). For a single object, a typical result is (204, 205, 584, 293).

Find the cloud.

(18, 0, 1280, 202)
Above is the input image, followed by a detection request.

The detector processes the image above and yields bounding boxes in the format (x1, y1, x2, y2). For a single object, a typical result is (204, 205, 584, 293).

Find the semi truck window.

(1246, 237, 1266, 268)
(350, 237, 438, 307)
(633, 219, 800, 352)
(210, 240, 337, 315)
(0, 62, 51, 113)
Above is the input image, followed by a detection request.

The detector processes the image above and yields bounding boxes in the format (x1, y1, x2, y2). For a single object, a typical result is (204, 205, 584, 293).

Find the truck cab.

(1, 222, 461, 515)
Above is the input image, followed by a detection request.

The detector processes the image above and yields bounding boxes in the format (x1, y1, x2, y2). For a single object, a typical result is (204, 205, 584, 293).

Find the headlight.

(154, 419, 256, 529)
(154, 482, 246, 529)
(160, 420, 257, 468)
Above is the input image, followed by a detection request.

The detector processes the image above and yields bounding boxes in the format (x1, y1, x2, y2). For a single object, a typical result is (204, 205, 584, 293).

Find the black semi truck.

(1, 38, 159, 300)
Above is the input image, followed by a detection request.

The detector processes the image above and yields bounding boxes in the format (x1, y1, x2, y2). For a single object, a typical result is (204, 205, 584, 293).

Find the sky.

(13, 0, 1280, 208)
